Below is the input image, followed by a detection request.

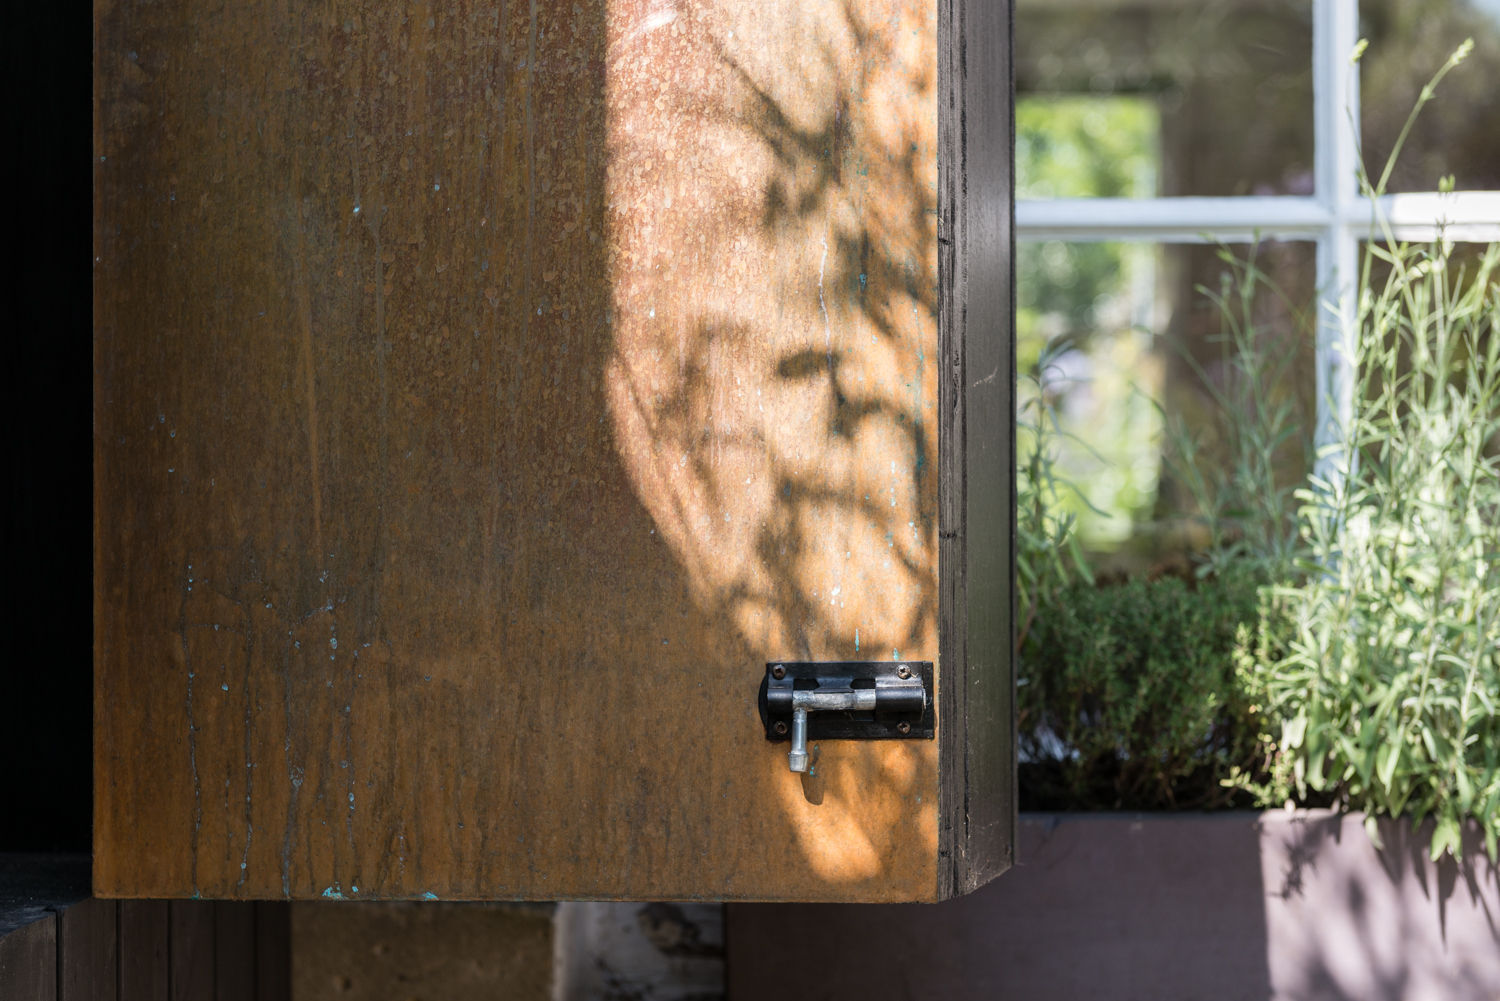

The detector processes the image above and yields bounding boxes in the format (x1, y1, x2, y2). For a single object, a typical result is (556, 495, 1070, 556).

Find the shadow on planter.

(727, 811, 1500, 1001)
(1263, 812, 1499, 1001)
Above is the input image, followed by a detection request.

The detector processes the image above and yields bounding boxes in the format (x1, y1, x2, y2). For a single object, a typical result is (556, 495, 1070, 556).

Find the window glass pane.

(1019, 240, 1316, 575)
(1359, 0, 1500, 192)
(1017, 96, 1159, 199)
(1016, 0, 1313, 197)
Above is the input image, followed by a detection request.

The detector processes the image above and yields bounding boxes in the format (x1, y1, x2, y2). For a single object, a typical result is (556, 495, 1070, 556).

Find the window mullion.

(1313, 0, 1362, 489)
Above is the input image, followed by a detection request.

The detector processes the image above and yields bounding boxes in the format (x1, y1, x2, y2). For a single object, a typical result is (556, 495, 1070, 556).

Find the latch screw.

(771, 665, 786, 679)
(897, 721, 911, 735)
(896, 664, 911, 679)
(772, 721, 788, 736)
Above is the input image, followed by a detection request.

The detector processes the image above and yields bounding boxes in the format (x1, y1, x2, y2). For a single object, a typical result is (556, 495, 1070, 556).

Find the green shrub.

(1018, 570, 1266, 810)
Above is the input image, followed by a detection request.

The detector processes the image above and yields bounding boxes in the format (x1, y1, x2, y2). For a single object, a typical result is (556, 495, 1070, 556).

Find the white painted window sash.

(1016, 193, 1500, 244)
(1014, 0, 1500, 488)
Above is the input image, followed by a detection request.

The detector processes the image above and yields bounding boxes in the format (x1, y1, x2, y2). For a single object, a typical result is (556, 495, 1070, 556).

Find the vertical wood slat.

(118, 901, 169, 1001)
(3, 899, 290, 1001)
(0, 913, 58, 1001)
(169, 901, 214, 1001)
(59, 898, 118, 1001)
(212, 903, 255, 1001)
(252, 904, 291, 1001)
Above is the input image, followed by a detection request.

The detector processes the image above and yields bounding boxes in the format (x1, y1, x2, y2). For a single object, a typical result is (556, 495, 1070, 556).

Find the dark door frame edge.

(936, 0, 1017, 899)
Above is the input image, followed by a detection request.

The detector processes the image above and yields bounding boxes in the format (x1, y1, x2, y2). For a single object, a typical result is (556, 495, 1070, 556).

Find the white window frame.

(1015, 0, 1500, 485)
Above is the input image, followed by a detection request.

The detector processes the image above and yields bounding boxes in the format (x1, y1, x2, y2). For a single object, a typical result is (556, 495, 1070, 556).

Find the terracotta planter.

(728, 810, 1500, 1000)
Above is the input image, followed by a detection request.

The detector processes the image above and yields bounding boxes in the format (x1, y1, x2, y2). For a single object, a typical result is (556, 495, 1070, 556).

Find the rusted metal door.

(94, 0, 1013, 902)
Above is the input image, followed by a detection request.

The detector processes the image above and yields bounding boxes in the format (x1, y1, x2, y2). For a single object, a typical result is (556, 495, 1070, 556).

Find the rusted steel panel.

(96, 0, 941, 901)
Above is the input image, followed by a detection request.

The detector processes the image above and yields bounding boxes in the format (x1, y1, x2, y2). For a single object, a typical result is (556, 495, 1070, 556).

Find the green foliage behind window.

(1016, 95, 1159, 373)
(1016, 96, 1159, 201)
(1017, 97, 1167, 552)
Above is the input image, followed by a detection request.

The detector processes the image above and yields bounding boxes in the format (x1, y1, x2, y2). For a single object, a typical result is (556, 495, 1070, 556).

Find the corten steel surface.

(95, 0, 1007, 901)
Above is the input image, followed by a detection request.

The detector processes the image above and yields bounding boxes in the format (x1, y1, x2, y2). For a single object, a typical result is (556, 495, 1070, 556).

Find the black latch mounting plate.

(758, 661, 935, 741)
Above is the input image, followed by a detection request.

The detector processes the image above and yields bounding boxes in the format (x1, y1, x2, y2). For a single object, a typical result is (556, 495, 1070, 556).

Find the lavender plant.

(1238, 39, 1500, 861)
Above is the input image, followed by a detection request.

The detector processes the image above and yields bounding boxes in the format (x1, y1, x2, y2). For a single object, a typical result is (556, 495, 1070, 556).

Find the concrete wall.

(727, 811, 1500, 1001)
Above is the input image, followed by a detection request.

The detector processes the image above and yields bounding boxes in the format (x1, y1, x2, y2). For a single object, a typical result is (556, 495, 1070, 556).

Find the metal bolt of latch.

(789, 705, 808, 772)
(786, 689, 878, 772)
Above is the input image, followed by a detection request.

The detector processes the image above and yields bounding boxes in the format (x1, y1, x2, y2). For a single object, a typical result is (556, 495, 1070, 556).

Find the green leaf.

(1430, 814, 1462, 862)
(1377, 741, 1402, 791)
(1283, 713, 1308, 751)
(1308, 745, 1327, 789)
(1454, 767, 1474, 810)
(1363, 812, 1384, 850)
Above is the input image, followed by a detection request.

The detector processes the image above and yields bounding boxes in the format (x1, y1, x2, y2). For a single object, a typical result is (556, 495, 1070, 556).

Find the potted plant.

(1017, 41, 1500, 863)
